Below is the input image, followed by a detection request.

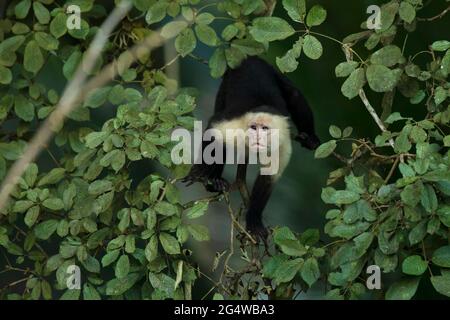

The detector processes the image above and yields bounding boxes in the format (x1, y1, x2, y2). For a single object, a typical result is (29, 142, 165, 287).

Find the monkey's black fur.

(184, 56, 320, 240)
(211, 56, 320, 149)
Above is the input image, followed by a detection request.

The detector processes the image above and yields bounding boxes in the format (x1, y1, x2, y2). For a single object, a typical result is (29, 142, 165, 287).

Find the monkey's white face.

(247, 115, 273, 151)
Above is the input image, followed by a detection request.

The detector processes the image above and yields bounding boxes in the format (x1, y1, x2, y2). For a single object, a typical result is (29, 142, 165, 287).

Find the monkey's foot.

(205, 177, 230, 193)
(246, 223, 269, 241)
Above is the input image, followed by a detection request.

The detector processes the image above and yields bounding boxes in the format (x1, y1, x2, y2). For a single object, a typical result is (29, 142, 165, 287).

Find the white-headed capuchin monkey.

(184, 56, 320, 240)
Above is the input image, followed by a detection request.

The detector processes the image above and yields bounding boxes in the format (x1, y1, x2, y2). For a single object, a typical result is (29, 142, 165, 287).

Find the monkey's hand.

(183, 170, 230, 193)
(294, 132, 321, 150)
(246, 221, 269, 241)
(204, 177, 230, 193)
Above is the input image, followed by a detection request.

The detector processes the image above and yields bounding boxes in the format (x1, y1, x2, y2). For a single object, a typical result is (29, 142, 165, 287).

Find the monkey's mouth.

(250, 143, 267, 150)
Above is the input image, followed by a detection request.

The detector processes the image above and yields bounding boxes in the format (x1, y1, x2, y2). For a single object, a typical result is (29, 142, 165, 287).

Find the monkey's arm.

(182, 139, 229, 193)
(275, 73, 320, 150)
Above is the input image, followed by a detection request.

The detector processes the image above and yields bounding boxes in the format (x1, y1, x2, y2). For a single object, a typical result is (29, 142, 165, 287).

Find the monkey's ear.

(295, 132, 320, 150)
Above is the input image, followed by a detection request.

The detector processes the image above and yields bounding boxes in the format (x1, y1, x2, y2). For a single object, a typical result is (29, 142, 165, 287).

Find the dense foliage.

(0, 0, 449, 300)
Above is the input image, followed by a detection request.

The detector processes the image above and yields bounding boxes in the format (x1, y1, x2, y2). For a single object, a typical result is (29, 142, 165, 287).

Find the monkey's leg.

(236, 163, 250, 206)
(245, 175, 274, 239)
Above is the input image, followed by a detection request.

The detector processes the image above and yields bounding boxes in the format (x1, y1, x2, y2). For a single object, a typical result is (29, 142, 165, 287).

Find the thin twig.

(224, 194, 257, 245)
(219, 194, 236, 286)
(342, 45, 395, 149)
(417, 5, 450, 21)
(384, 156, 400, 184)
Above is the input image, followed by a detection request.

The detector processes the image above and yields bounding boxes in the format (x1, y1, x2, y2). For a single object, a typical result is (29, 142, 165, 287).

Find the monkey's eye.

(262, 126, 269, 131)
(250, 124, 257, 130)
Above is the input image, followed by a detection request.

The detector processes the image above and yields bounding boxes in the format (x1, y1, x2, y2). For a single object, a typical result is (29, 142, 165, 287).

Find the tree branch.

(342, 44, 395, 149)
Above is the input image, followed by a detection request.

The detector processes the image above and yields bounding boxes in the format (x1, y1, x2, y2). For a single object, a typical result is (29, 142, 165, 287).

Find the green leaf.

(60, 289, 80, 300)
(335, 61, 358, 78)
(85, 131, 108, 149)
(145, 1, 168, 24)
(432, 246, 450, 268)
(249, 17, 295, 42)
(301, 258, 320, 287)
(83, 284, 101, 300)
(15, 0, 31, 19)
(225, 47, 245, 69)
(88, 180, 113, 196)
(420, 184, 438, 213)
(399, 1, 416, 24)
(145, 236, 158, 262)
(434, 86, 447, 106)
(161, 21, 188, 39)
(185, 201, 209, 219)
(42, 198, 64, 211)
(282, 0, 306, 22)
(33, 1, 50, 24)
(195, 24, 219, 47)
(34, 219, 58, 240)
(209, 48, 227, 78)
(196, 12, 214, 25)
(341, 68, 366, 99)
(63, 50, 82, 79)
(431, 274, 450, 297)
(14, 95, 34, 122)
(0, 65, 12, 84)
(273, 227, 307, 256)
(302, 35, 323, 60)
(187, 224, 210, 241)
(106, 273, 140, 296)
(385, 278, 420, 300)
(154, 201, 178, 216)
(101, 250, 120, 267)
(84, 87, 111, 108)
(50, 13, 68, 38)
(366, 65, 400, 92)
(231, 38, 265, 56)
(370, 45, 403, 67)
(115, 255, 130, 279)
(274, 258, 303, 284)
(299, 228, 320, 246)
(329, 125, 342, 139)
(306, 5, 327, 27)
(37, 168, 66, 186)
(12, 200, 34, 213)
(68, 19, 90, 39)
(402, 255, 428, 275)
(159, 232, 180, 254)
(314, 140, 336, 159)
(24, 206, 40, 227)
(408, 220, 427, 245)
(394, 132, 412, 154)
(431, 40, 450, 52)
(276, 37, 303, 73)
(379, 1, 399, 32)
(24, 40, 44, 74)
(34, 32, 59, 51)
(175, 28, 196, 57)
